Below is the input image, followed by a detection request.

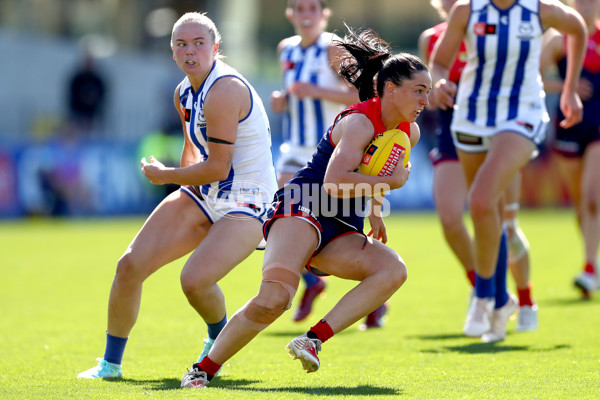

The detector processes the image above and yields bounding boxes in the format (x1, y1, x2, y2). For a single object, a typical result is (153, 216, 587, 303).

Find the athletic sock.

(517, 284, 534, 307)
(197, 356, 220, 380)
(466, 270, 476, 287)
(494, 229, 509, 309)
(584, 262, 596, 275)
(103, 332, 128, 365)
(207, 315, 227, 340)
(308, 319, 334, 343)
(303, 272, 320, 287)
(475, 274, 495, 299)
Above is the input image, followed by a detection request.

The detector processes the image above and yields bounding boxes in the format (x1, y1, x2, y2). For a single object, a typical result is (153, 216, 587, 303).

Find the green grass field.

(1, 210, 599, 399)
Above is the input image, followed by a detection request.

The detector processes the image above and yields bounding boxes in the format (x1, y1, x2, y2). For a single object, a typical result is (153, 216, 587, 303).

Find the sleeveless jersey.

(280, 32, 348, 147)
(428, 22, 468, 84)
(178, 60, 277, 203)
(454, 0, 545, 127)
(291, 97, 410, 228)
(557, 21, 600, 129)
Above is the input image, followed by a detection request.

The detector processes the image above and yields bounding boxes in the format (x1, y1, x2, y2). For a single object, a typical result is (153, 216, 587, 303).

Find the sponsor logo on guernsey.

(456, 133, 483, 145)
(282, 60, 295, 71)
(184, 108, 191, 122)
(377, 144, 403, 177)
(298, 205, 317, 220)
(474, 22, 496, 36)
(516, 121, 534, 132)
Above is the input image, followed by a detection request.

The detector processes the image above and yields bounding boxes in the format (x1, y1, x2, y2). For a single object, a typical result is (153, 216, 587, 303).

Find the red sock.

(466, 270, 476, 287)
(309, 319, 334, 343)
(517, 285, 534, 307)
(198, 356, 221, 378)
(584, 262, 596, 274)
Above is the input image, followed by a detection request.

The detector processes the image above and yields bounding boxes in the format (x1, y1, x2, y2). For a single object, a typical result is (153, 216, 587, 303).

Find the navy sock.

(475, 273, 495, 299)
(494, 229, 509, 309)
(207, 314, 227, 340)
(302, 272, 320, 287)
(103, 333, 128, 365)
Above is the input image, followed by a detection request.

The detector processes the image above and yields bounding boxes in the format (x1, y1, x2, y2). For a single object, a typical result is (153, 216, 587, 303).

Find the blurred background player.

(430, 0, 586, 342)
(541, 0, 600, 299)
(419, 0, 537, 331)
(271, 0, 393, 327)
(77, 12, 277, 379)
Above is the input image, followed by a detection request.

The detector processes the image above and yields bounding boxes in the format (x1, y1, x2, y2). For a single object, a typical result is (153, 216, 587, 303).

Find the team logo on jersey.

(517, 22, 535, 40)
(361, 144, 378, 165)
(474, 22, 496, 36)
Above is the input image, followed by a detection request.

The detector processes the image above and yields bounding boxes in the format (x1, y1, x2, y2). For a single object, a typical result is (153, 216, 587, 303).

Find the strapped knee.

(237, 263, 301, 331)
(508, 225, 529, 262)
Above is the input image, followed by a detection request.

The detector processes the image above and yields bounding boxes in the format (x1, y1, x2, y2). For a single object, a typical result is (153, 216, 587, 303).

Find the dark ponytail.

(336, 26, 392, 101)
(336, 25, 428, 101)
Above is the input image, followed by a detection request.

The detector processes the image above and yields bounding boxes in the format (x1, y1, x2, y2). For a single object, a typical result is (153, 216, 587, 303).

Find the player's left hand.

(367, 214, 388, 243)
(140, 155, 169, 185)
(559, 89, 583, 129)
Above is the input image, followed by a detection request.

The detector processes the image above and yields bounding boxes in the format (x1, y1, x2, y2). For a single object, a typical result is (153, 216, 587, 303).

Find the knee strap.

(508, 225, 529, 262)
(261, 263, 301, 309)
(239, 263, 301, 331)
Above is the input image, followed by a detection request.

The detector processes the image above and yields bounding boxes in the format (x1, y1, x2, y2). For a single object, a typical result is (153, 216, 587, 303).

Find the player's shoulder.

(279, 35, 302, 51)
(320, 31, 341, 45)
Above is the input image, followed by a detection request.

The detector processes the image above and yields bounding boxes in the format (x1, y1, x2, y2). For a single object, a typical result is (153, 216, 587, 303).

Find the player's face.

(389, 71, 432, 123)
(171, 22, 218, 77)
(289, 0, 326, 37)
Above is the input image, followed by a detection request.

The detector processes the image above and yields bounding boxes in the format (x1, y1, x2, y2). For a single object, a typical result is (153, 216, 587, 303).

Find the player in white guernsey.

(430, 0, 586, 342)
(270, 0, 360, 324)
(78, 12, 277, 380)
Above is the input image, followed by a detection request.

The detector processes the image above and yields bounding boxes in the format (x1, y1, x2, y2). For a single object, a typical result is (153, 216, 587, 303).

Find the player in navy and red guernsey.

(181, 27, 431, 388)
(541, 0, 600, 299)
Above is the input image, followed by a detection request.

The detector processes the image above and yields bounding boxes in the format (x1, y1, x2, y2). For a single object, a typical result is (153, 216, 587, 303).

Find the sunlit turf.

(1, 209, 599, 399)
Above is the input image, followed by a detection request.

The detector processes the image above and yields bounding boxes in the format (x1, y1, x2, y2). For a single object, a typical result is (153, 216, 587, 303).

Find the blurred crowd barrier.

(0, 132, 570, 218)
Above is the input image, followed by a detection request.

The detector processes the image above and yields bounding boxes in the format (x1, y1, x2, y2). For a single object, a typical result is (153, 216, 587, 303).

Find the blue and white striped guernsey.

(178, 60, 277, 203)
(280, 32, 348, 147)
(454, 0, 545, 129)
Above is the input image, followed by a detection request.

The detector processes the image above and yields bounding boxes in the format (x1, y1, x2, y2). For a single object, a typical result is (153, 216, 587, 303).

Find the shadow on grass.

(422, 343, 570, 354)
(406, 333, 465, 341)
(119, 377, 252, 390)
(216, 381, 400, 396)
(541, 296, 599, 307)
(263, 329, 356, 338)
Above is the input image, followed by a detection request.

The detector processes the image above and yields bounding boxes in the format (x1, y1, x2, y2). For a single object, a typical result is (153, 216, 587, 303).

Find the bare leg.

(108, 191, 210, 337)
(580, 143, 600, 267)
(459, 133, 535, 278)
(504, 172, 530, 291)
(180, 216, 263, 324)
(433, 160, 475, 279)
(208, 217, 318, 364)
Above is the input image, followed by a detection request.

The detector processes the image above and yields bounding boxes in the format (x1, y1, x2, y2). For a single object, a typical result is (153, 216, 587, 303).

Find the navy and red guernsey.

(264, 97, 410, 253)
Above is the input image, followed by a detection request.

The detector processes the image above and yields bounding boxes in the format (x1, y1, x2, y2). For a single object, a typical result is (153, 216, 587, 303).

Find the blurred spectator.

(66, 51, 108, 135)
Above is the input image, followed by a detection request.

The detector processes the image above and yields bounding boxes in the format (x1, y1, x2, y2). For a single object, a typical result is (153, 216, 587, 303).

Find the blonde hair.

(170, 12, 221, 48)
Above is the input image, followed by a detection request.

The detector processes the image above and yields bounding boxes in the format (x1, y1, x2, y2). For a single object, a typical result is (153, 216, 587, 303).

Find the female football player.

(430, 0, 586, 342)
(78, 11, 278, 379)
(181, 26, 430, 388)
(541, 0, 600, 299)
(271, 0, 370, 325)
